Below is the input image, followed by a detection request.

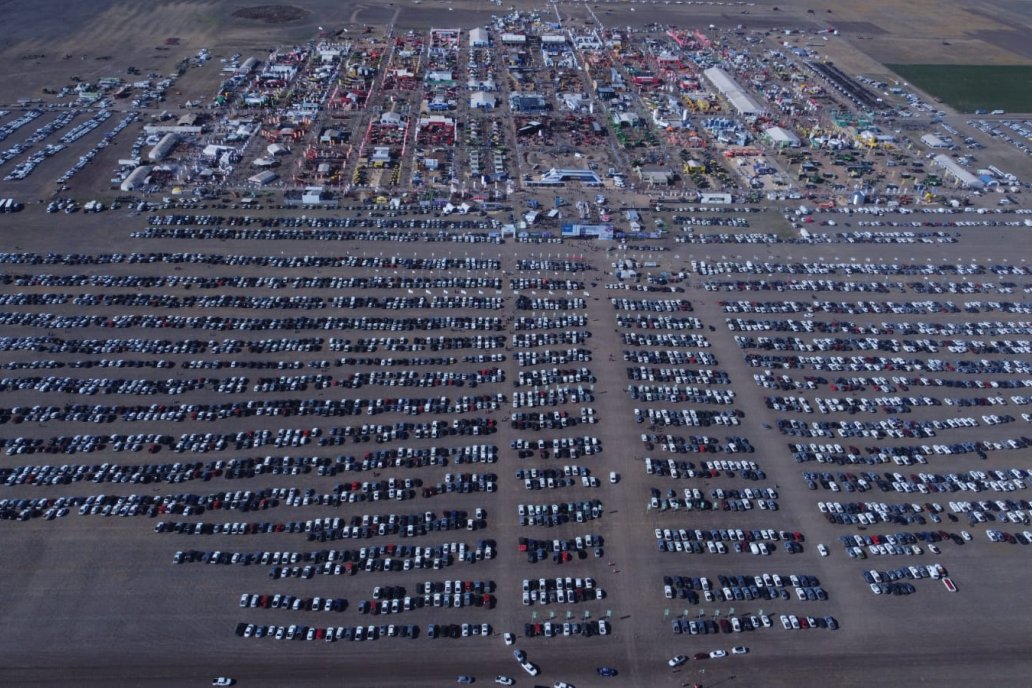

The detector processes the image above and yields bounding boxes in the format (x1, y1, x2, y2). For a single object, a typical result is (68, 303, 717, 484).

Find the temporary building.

(470, 92, 495, 109)
(148, 133, 179, 161)
(932, 154, 983, 189)
(703, 67, 764, 117)
(120, 165, 151, 191)
(539, 168, 602, 184)
(469, 27, 489, 47)
(639, 167, 674, 185)
(248, 170, 278, 186)
(763, 126, 801, 148)
(302, 186, 327, 204)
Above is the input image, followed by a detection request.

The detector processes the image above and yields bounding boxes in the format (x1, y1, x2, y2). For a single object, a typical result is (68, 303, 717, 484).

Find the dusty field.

(231, 5, 310, 23)
(0, 3, 1031, 687)
(0, 0, 1027, 105)
(1, 204, 1032, 688)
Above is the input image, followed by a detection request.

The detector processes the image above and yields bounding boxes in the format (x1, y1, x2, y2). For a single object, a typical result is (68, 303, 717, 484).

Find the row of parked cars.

(358, 589, 495, 612)
(240, 593, 346, 612)
(143, 212, 507, 230)
(510, 387, 595, 411)
(672, 612, 839, 634)
(812, 468, 1032, 495)
(514, 348, 592, 367)
(522, 619, 608, 638)
(664, 572, 827, 603)
(236, 621, 420, 641)
(0, 238, 550, 664)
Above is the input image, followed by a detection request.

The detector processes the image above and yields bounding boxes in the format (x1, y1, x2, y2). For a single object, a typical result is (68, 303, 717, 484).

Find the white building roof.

(540, 168, 601, 183)
(932, 154, 983, 188)
(419, 115, 455, 127)
(640, 167, 673, 183)
(302, 187, 328, 202)
(248, 170, 278, 185)
(764, 126, 800, 146)
(238, 56, 259, 73)
(203, 144, 234, 159)
(148, 133, 179, 161)
(469, 27, 489, 45)
(703, 67, 763, 117)
(120, 165, 151, 191)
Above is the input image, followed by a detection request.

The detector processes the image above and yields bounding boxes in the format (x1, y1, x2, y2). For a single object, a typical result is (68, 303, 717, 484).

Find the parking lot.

(0, 203, 1031, 688)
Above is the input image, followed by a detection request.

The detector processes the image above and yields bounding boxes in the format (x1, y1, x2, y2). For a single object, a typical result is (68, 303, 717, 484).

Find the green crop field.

(887, 64, 1032, 113)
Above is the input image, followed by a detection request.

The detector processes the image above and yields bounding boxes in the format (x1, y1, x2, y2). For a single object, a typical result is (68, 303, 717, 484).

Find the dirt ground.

(1, 193, 1032, 688)
(0, 3, 1031, 687)
(0, 0, 1026, 108)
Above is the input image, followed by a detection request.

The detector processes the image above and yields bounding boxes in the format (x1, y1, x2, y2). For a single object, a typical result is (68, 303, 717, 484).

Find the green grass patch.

(886, 64, 1032, 113)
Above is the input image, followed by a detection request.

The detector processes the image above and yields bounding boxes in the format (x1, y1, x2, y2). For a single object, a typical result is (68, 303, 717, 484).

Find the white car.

(503, 632, 515, 645)
(212, 680, 235, 687)
(609, 471, 618, 483)
(817, 544, 829, 557)
(496, 677, 514, 686)
(521, 661, 539, 676)
(710, 650, 727, 658)
(668, 655, 687, 667)
(731, 646, 749, 655)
